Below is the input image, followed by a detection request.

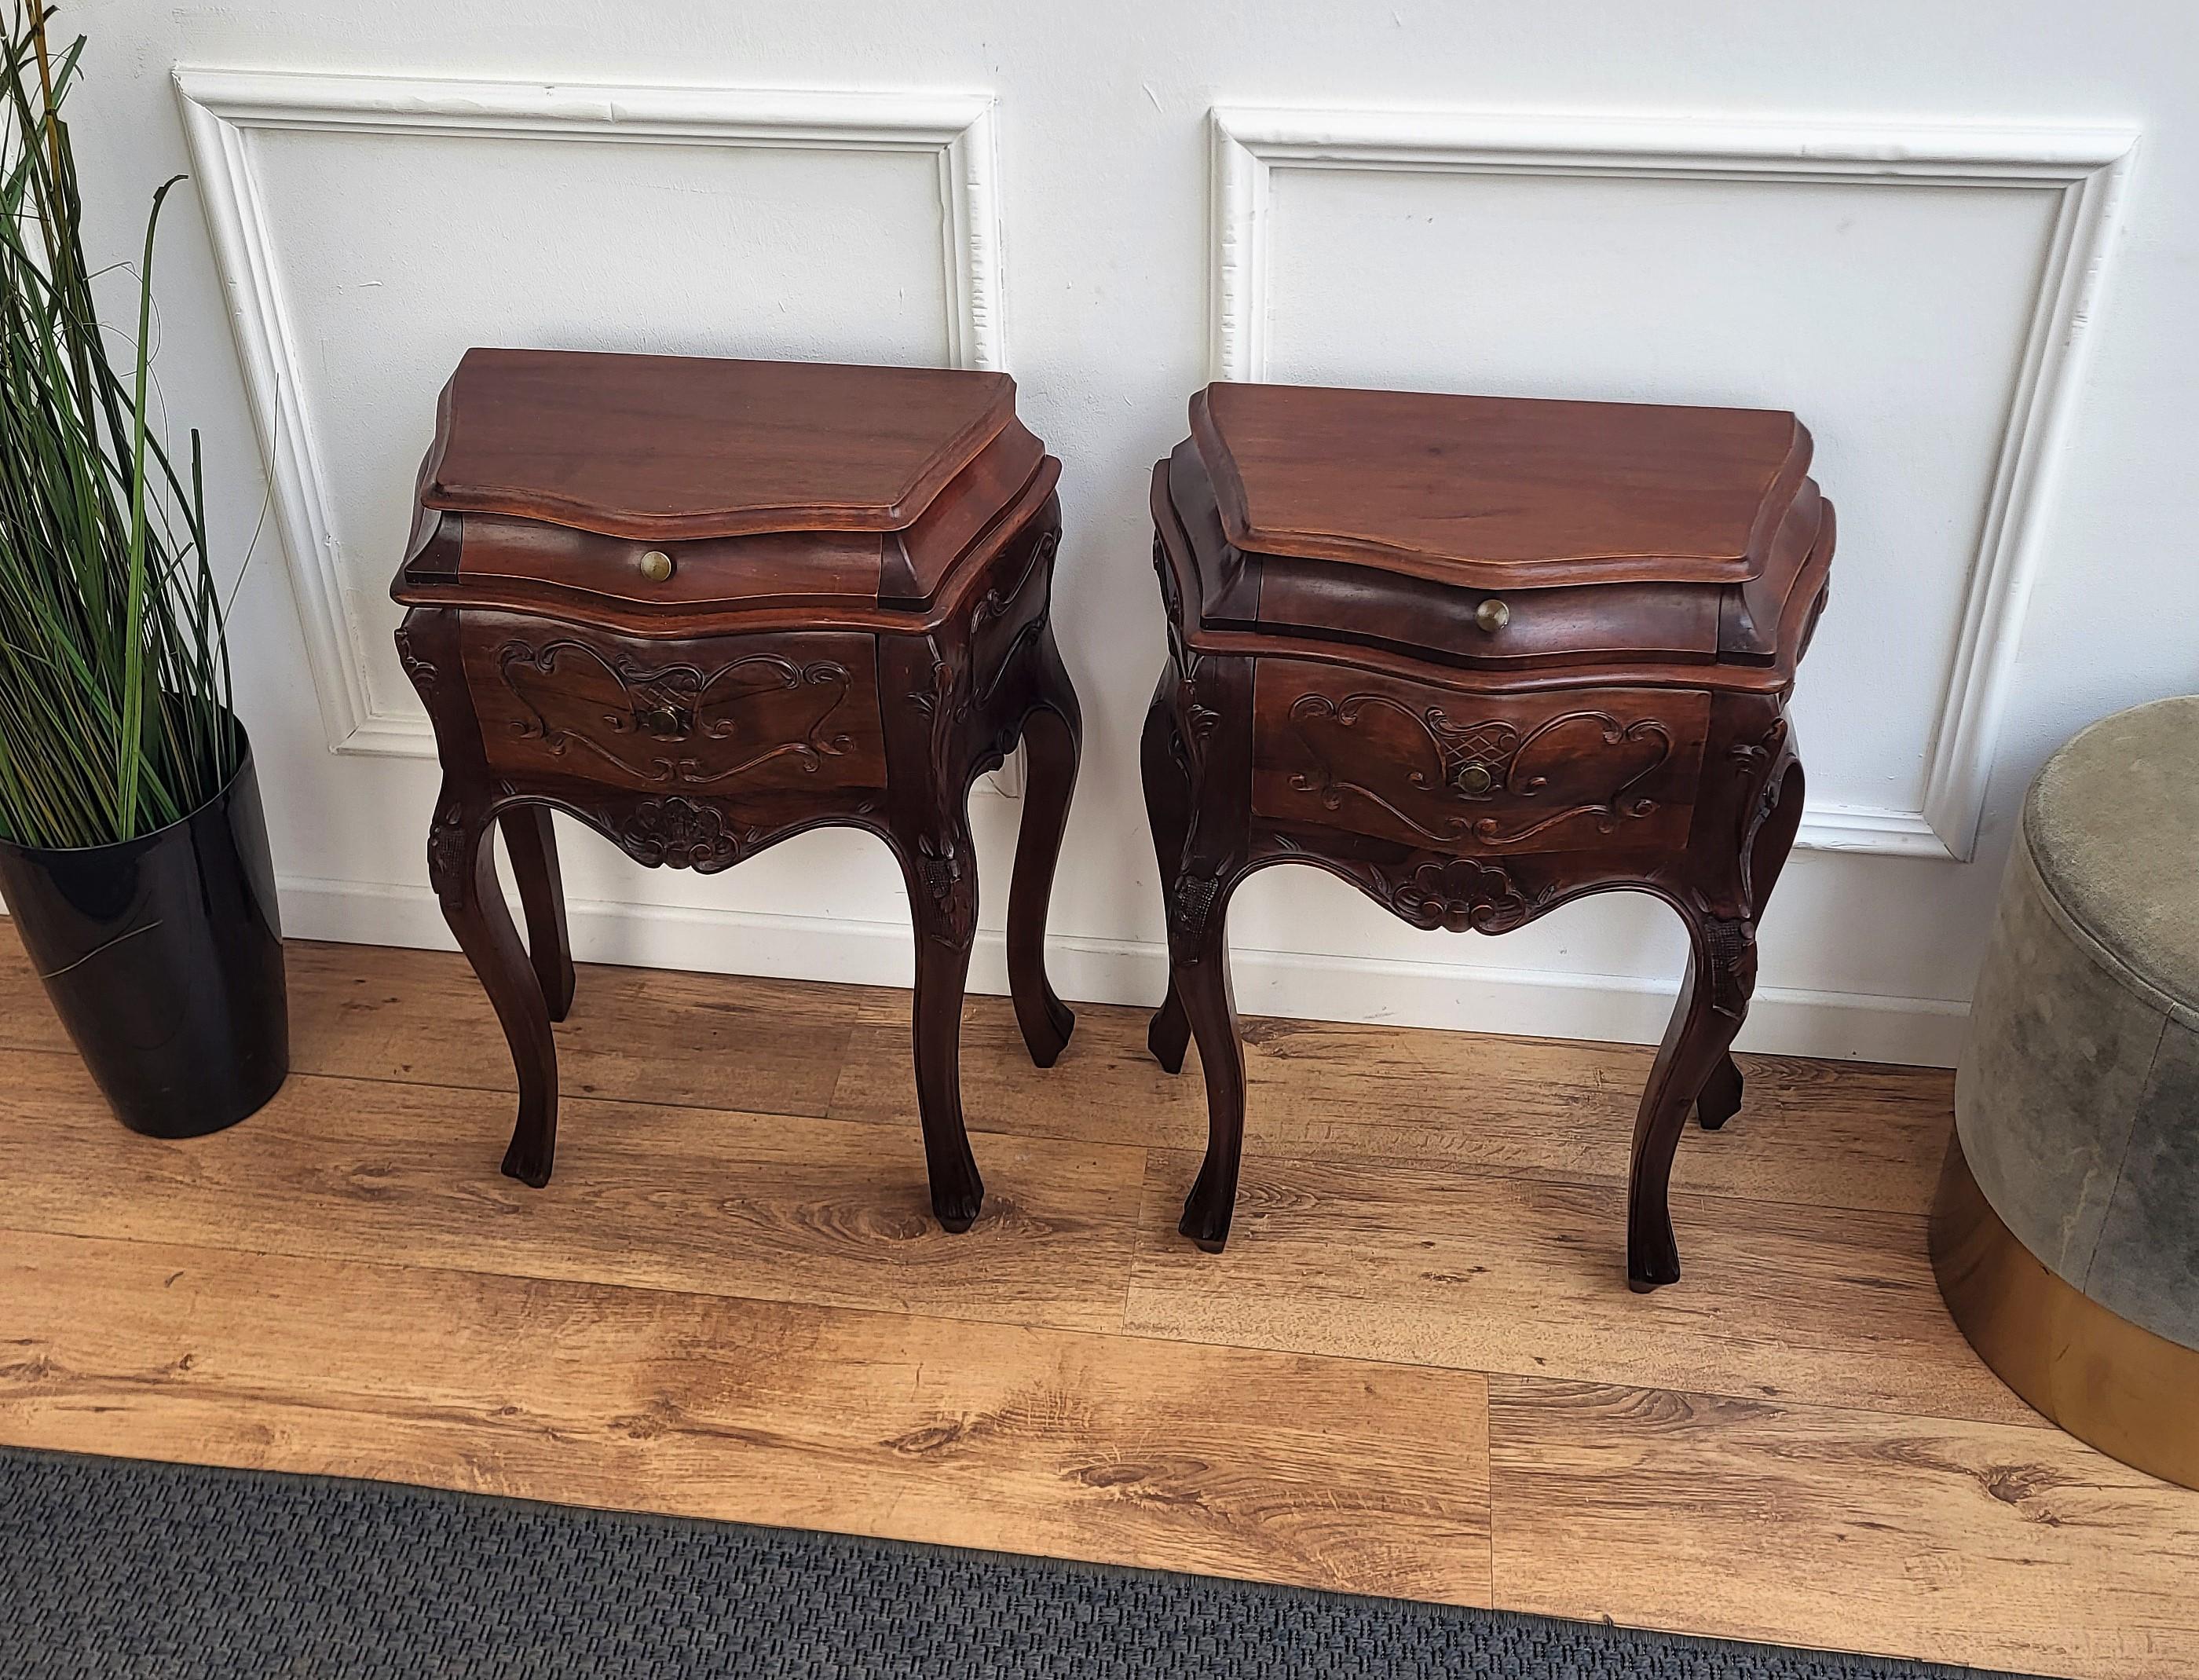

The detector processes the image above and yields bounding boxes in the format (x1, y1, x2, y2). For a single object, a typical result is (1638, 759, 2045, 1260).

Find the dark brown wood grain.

(423, 348, 1019, 540)
(1191, 381, 1815, 587)
(1147, 381, 1831, 1290)
(1250, 663, 1712, 855)
(462, 620, 888, 798)
(392, 350, 1082, 1231)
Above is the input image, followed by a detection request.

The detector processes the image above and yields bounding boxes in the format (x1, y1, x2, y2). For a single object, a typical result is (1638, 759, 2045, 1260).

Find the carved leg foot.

(1696, 1052, 1743, 1130)
(1140, 672, 1195, 1077)
(499, 805, 575, 1022)
(1170, 869, 1246, 1254)
(899, 822, 985, 1234)
(432, 796, 558, 1186)
(1006, 638, 1081, 1070)
(1627, 925, 1753, 1291)
(1630, 754, 1804, 1289)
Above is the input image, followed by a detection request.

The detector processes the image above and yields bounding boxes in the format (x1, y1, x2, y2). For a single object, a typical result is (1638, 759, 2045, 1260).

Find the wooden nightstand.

(1143, 382, 1833, 1290)
(392, 349, 1081, 1232)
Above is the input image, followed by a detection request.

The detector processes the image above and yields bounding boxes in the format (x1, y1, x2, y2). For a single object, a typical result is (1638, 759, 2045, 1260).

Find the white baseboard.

(277, 873, 1969, 1067)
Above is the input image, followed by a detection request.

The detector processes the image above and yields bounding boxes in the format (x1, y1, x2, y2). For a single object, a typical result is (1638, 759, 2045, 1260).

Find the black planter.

(0, 726, 287, 1137)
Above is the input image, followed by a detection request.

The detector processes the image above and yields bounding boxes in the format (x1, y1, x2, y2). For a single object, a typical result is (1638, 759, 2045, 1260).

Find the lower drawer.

(1252, 660, 1710, 854)
(461, 615, 886, 796)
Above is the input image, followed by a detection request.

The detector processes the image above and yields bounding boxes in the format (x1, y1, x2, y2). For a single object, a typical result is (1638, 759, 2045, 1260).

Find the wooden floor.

(4, 928, 2197, 1678)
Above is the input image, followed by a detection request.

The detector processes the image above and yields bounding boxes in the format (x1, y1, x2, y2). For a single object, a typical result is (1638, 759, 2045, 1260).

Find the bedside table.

(392, 349, 1081, 1232)
(1143, 382, 1833, 1290)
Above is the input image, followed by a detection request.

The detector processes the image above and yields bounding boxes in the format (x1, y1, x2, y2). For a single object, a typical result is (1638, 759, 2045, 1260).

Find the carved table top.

(1163, 382, 1833, 684)
(397, 350, 1052, 619)
(1191, 380, 1814, 588)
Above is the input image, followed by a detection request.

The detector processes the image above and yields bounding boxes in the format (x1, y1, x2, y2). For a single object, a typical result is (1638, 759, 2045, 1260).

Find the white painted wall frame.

(1208, 105, 2139, 861)
(173, 68, 1004, 759)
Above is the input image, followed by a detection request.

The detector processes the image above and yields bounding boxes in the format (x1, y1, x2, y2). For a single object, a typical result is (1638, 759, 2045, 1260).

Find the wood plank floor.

(4, 928, 2197, 1678)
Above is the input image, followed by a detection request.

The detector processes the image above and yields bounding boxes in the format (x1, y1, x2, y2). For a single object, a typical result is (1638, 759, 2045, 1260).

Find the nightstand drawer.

(1251, 660, 1711, 854)
(460, 615, 886, 796)
(457, 514, 885, 613)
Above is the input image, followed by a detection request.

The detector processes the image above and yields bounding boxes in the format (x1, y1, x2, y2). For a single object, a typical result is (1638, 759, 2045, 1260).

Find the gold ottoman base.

(1932, 1133, 2199, 1490)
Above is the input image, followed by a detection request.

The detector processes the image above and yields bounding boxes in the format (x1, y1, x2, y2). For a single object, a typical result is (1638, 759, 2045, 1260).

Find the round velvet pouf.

(1932, 695, 2199, 1488)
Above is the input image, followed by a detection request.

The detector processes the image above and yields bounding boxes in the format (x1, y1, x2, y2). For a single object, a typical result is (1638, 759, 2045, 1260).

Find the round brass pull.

(637, 549, 675, 584)
(1475, 598, 1510, 634)
(1454, 764, 1495, 796)
(638, 705, 690, 739)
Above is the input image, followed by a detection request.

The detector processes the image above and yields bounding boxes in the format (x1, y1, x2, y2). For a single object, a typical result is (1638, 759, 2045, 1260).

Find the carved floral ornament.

(1286, 693, 1674, 847)
(1260, 833, 1553, 935)
(617, 795, 760, 872)
(496, 639, 856, 788)
(393, 624, 438, 701)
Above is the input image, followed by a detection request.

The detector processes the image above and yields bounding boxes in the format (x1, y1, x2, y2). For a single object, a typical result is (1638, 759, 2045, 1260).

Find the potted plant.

(0, 2, 285, 1136)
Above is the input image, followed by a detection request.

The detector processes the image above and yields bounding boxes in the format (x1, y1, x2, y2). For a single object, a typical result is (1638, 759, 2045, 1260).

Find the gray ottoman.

(1932, 694, 2199, 1488)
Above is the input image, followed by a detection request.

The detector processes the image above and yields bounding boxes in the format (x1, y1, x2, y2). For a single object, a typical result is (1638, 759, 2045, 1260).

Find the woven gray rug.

(0, 1445, 2036, 1678)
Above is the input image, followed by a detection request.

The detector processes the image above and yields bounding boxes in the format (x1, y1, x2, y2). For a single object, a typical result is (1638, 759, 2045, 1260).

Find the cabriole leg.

(895, 813, 986, 1233)
(430, 795, 558, 1187)
(1005, 628, 1081, 1069)
(1140, 672, 1194, 1075)
(1171, 864, 1248, 1252)
(1626, 921, 1754, 1290)
(1630, 756, 1806, 1288)
(499, 804, 575, 1022)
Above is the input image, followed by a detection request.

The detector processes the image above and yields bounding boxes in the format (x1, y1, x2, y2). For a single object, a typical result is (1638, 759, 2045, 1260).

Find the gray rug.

(0, 1445, 2036, 1678)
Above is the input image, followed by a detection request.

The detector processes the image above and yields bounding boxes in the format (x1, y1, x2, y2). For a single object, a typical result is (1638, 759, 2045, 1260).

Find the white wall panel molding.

(174, 68, 1004, 758)
(279, 871, 1970, 1067)
(1209, 104, 2138, 861)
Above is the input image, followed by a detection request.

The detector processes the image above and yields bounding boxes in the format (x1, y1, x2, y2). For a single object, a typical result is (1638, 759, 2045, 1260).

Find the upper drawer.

(461, 615, 886, 797)
(458, 514, 886, 612)
(1159, 441, 1723, 671)
(1252, 559, 1722, 669)
(415, 418, 1053, 614)
(1253, 659, 1711, 855)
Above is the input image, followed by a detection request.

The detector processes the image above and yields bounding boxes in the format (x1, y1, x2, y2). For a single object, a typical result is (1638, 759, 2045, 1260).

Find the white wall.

(51, 0, 2199, 1065)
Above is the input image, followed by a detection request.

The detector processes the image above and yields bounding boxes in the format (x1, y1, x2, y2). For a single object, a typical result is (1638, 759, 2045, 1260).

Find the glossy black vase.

(0, 727, 287, 1137)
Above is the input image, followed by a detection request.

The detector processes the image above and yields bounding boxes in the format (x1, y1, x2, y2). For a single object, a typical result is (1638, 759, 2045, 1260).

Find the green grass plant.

(0, 2, 237, 849)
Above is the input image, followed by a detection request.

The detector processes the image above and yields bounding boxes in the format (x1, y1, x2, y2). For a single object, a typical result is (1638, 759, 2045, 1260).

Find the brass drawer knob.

(1475, 598, 1510, 634)
(638, 549, 675, 584)
(1454, 763, 1495, 796)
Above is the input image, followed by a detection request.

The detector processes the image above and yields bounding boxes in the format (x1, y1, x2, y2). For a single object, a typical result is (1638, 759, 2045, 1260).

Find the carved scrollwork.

(615, 796, 759, 872)
(973, 529, 1057, 631)
(1280, 834, 1551, 935)
(1150, 529, 1182, 626)
(906, 640, 971, 792)
(1727, 716, 1790, 778)
(905, 653, 957, 723)
(426, 799, 470, 907)
(1700, 916, 1758, 1019)
(1389, 858, 1544, 933)
(1729, 712, 1791, 847)
(395, 625, 438, 705)
(1424, 714, 1523, 798)
(1145, 527, 1228, 788)
(915, 831, 977, 950)
(497, 640, 854, 787)
(1727, 712, 1800, 912)
(1286, 695, 1674, 847)
(1168, 869, 1224, 942)
(969, 533, 1055, 712)
(891, 614, 982, 950)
